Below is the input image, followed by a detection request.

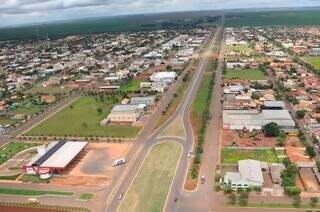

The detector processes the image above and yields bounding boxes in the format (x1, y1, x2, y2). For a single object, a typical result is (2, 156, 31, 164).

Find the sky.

(1, 0, 320, 27)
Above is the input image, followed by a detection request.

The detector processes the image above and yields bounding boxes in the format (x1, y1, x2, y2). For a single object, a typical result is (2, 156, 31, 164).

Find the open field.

(0, 188, 73, 197)
(79, 193, 94, 201)
(226, 10, 320, 27)
(0, 142, 39, 166)
(25, 96, 140, 138)
(221, 148, 278, 164)
(0, 118, 17, 125)
(0, 203, 89, 212)
(118, 142, 182, 212)
(119, 79, 142, 93)
(303, 56, 320, 69)
(11, 106, 44, 115)
(25, 86, 73, 95)
(224, 69, 266, 80)
(225, 44, 252, 53)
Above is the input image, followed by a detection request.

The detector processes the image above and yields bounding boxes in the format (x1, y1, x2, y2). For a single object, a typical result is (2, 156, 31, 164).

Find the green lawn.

(0, 188, 73, 196)
(119, 79, 142, 93)
(79, 193, 94, 201)
(0, 142, 39, 165)
(303, 56, 320, 69)
(225, 44, 252, 53)
(19, 175, 50, 183)
(224, 69, 266, 80)
(0, 174, 20, 181)
(25, 86, 73, 95)
(12, 106, 44, 115)
(25, 96, 140, 138)
(118, 142, 182, 212)
(221, 148, 278, 164)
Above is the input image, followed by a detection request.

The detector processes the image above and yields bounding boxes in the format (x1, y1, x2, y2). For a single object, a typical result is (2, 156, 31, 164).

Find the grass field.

(0, 188, 73, 197)
(0, 118, 17, 126)
(0, 174, 20, 181)
(226, 10, 320, 27)
(119, 79, 142, 93)
(25, 86, 73, 95)
(118, 142, 182, 212)
(303, 56, 320, 69)
(221, 148, 278, 164)
(12, 106, 44, 115)
(79, 193, 94, 201)
(224, 69, 266, 80)
(19, 175, 50, 183)
(25, 96, 140, 138)
(225, 44, 252, 53)
(0, 142, 39, 166)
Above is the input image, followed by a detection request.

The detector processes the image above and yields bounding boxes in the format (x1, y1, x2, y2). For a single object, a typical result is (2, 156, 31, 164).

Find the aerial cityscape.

(2, 1, 320, 212)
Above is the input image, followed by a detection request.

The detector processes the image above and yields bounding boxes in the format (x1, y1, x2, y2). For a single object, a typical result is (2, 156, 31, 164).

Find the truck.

(112, 157, 126, 167)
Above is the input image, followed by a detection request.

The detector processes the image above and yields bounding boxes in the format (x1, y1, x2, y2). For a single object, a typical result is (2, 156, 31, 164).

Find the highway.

(105, 22, 223, 212)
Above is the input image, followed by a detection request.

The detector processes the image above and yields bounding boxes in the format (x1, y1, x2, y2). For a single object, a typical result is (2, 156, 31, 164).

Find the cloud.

(0, 0, 320, 27)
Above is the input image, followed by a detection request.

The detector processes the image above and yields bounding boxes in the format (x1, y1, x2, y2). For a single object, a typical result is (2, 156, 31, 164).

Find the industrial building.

(223, 109, 295, 131)
(106, 104, 146, 123)
(24, 141, 88, 179)
(150, 72, 177, 83)
(130, 96, 155, 106)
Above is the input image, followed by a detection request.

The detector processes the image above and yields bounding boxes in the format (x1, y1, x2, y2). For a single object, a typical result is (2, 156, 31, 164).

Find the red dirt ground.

(222, 129, 276, 147)
(0, 206, 67, 212)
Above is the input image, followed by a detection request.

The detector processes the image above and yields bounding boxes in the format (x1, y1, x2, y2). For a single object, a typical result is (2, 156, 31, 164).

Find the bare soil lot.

(222, 129, 276, 147)
(299, 168, 320, 192)
(50, 142, 131, 187)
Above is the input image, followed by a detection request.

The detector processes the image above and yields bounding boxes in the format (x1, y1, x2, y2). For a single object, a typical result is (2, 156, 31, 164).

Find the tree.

(238, 192, 249, 206)
(228, 193, 236, 204)
(296, 110, 307, 119)
(97, 107, 103, 114)
(309, 197, 319, 207)
(306, 144, 316, 157)
(263, 122, 280, 137)
(316, 160, 320, 171)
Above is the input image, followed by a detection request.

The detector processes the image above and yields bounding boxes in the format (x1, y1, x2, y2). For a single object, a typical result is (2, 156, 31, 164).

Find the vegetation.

(0, 202, 89, 212)
(25, 95, 140, 138)
(0, 174, 20, 181)
(281, 160, 301, 195)
(221, 148, 278, 164)
(20, 175, 50, 183)
(0, 188, 73, 196)
(224, 69, 266, 80)
(25, 86, 73, 95)
(118, 142, 182, 212)
(188, 60, 217, 183)
(305, 144, 316, 157)
(238, 192, 249, 206)
(263, 122, 280, 137)
(226, 10, 320, 27)
(79, 193, 94, 201)
(119, 79, 142, 93)
(225, 44, 252, 53)
(0, 142, 39, 165)
(296, 110, 307, 119)
(303, 56, 320, 70)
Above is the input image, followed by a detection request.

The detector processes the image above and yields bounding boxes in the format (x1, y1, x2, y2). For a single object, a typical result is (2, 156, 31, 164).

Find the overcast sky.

(1, 0, 320, 27)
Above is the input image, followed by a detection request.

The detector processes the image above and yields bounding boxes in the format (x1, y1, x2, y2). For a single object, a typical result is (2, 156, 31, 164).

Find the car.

(113, 157, 126, 167)
(201, 175, 205, 184)
(28, 198, 40, 204)
(118, 192, 124, 200)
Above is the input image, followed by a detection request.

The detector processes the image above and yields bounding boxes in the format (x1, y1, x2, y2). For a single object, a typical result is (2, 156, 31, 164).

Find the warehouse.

(223, 109, 295, 131)
(150, 72, 177, 83)
(130, 96, 155, 106)
(24, 141, 88, 179)
(107, 104, 146, 123)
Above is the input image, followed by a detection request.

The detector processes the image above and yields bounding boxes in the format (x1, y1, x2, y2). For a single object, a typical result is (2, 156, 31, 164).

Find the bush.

(292, 195, 301, 208)
(223, 186, 233, 194)
(191, 167, 198, 179)
(306, 144, 316, 157)
(310, 197, 319, 207)
(296, 110, 307, 119)
(263, 122, 280, 137)
(285, 186, 301, 195)
(238, 192, 249, 206)
(228, 193, 236, 204)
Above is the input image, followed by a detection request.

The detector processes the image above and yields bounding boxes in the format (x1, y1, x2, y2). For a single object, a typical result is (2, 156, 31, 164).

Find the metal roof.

(263, 101, 285, 108)
(32, 141, 66, 166)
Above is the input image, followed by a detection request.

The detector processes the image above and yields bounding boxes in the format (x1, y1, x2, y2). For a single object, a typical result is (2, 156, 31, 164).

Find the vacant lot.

(221, 148, 278, 164)
(303, 56, 320, 69)
(119, 79, 142, 93)
(225, 44, 252, 53)
(224, 69, 266, 80)
(118, 142, 182, 212)
(25, 96, 140, 138)
(25, 86, 73, 95)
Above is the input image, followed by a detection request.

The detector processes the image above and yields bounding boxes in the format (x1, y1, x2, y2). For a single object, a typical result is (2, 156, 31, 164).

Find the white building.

(107, 104, 146, 123)
(224, 159, 264, 190)
(150, 72, 177, 83)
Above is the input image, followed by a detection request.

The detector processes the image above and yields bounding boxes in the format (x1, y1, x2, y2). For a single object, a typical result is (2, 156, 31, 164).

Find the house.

(223, 159, 264, 190)
(107, 104, 146, 123)
(130, 96, 155, 106)
(150, 72, 177, 83)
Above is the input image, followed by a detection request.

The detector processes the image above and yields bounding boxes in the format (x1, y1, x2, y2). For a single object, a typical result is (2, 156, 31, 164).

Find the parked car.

(113, 157, 126, 167)
(28, 198, 40, 204)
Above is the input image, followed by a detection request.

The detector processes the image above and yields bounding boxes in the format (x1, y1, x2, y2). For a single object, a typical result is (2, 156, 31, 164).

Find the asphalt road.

(104, 21, 223, 212)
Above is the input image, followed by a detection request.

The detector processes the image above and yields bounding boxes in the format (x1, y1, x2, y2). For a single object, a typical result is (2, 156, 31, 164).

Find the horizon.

(1, 0, 320, 28)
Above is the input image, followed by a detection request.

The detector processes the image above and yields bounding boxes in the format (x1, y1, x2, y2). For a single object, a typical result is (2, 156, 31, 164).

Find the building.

(24, 141, 88, 179)
(263, 101, 286, 110)
(130, 96, 155, 106)
(107, 104, 146, 123)
(150, 72, 177, 83)
(223, 159, 264, 190)
(223, 109, 295, 131)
